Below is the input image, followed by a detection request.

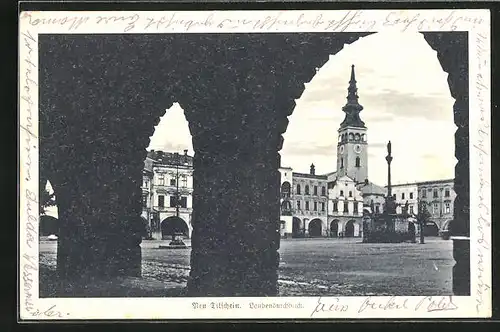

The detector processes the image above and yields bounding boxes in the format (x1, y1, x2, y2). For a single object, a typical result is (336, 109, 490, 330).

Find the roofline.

(292, 172, 328, 180)
(387, 179, 454, 187)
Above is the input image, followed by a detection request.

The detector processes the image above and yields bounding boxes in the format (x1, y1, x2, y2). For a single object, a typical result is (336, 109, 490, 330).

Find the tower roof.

(340, 65, 366, 129)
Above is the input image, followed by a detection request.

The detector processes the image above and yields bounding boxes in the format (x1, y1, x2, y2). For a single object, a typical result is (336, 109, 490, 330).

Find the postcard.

(19, 8, 491, 320)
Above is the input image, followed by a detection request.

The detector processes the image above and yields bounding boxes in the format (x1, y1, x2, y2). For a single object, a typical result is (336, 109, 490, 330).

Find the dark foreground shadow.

(40, 265, 186, 298)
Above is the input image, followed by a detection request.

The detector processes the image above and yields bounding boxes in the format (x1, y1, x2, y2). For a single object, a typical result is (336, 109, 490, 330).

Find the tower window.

(297, 201, 301, 210)
(349, 191, 353, 197)
(314, 186, 318, 195)
(305, 185, 310, 195)
(353, 202, 359, 213)
(305, 201, 309, 211)
(355, 157, 360, 167)
(158, 195, 165, 208)
(410, 192, 414, 199)
(296, 184, 301, 195)
(445, 189, 450, 197)
(340, 158, 344, 169)
(313, 202, 317, 211)
(321, 186, 326, 196)
(402, 193, 405, 200)
(333, 201, 338, 212)
(343, 202, 349, 213)
(445, 203, 451, 214)
(321, 202, 325, 212)
(433, 189, 438, 198)
(340, 190, 344, 196)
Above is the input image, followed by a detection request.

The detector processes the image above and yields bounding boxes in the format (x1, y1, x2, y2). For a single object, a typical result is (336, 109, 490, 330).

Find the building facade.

(278, 65, 455, 239)
(141, 150, 194, 240)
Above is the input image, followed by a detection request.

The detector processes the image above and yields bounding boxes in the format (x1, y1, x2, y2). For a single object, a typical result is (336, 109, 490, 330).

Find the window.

(314, 186, 318, 195)
(445, 203, 451, 214)
(422, 190, 427, 198)
(314, 202, 318, 211)
(410, 192, 414, 199)
(355, 157, 360, 167)
(180, 196, 187, 208)
(305, 201, 309, 211)
(353, 202, 358, 213)
(158, 174, 165, 186)
(393, 194, 396, 199)
(349, 191, 353, 197)
(375, 205, 380, 213)
(333, 201, 338, 212)
(297, 201, 301, 210)
(170, 178, 176, 186)
(402, 193, 405, 200)
(409, 206, 414, 214)
(433, 189, 438, 198)
(340, 158, 344, 168)
(296, 184, 301, 195)
(158, 195, 165, 208)
(181, 176, 188, 187)
(305, 185, 310, 195)
(321, 202, 325, 212)
(321, 186, 326, 196)
(445, 189, 450, 197)
(142, 195, 147, 206)
(343, 202, 349, 213)
(170, 196, 177, 207)
(340, 190, 344, 196)
(433, 203, 438, 214)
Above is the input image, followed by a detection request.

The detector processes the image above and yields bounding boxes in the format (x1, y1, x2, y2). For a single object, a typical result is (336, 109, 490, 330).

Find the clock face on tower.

(354, 144, 362, 154)
(339, 146, 344, 154)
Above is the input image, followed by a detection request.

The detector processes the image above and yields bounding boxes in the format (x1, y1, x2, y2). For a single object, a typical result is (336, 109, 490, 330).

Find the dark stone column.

(187, 142, 281, 296)
(423, 32, 470, 295)
(39, 34, 179, 286)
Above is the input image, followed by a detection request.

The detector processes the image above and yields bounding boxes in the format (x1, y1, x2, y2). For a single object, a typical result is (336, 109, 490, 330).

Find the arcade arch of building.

(39, 32, 469, 297)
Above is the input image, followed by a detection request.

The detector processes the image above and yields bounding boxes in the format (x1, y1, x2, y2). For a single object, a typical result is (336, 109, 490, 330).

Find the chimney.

(310, 163, 315, 175)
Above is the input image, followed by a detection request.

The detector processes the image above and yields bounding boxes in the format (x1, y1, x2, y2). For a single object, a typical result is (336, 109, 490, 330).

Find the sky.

(147, 32, 456, 186)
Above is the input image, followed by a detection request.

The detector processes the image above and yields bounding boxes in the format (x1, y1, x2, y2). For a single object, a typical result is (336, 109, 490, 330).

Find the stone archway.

(345, 220, 356, 237)
(39, 32, 469, 296)
(308, 218, 323, 237)
(161, 216, 189, 239)
(292, 217, 302, 238)
(330, 219, 339, 238)
(424, 221, 440, 237)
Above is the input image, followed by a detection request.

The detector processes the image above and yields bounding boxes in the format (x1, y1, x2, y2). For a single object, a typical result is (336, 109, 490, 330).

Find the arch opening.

(161, 216, 189, 239)
(345, 220, 355, 237)
(292, 217, 303, 238)
(330, 219, 339, 237)
(308, 218, 323, 237)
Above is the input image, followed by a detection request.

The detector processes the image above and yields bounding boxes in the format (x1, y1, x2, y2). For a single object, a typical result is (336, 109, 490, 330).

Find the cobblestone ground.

(39, 237, 453, 297)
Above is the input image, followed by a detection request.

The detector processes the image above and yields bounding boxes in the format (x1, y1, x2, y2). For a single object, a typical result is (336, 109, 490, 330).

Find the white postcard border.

(19, 9, 492, 320)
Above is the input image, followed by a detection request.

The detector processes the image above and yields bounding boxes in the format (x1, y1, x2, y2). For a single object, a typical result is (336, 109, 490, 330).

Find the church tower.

(336, 65, 368, 184)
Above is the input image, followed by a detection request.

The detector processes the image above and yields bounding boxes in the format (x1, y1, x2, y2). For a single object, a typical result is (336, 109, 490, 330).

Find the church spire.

(340, 65, 365, 129)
